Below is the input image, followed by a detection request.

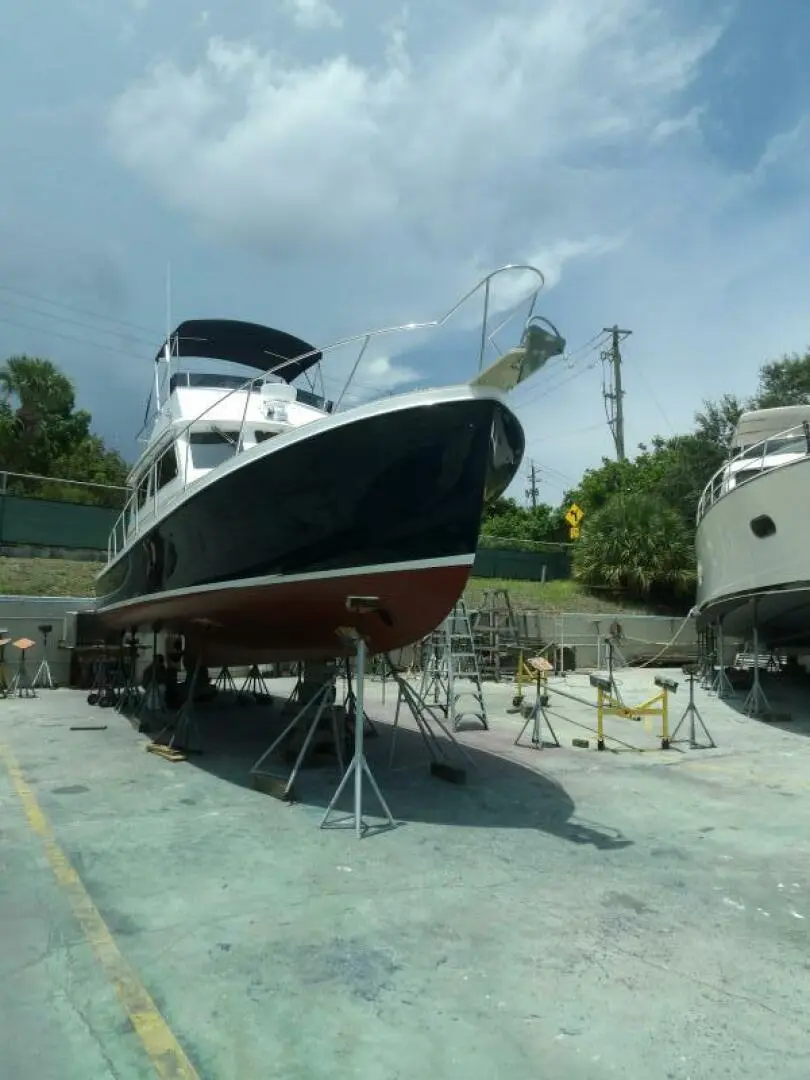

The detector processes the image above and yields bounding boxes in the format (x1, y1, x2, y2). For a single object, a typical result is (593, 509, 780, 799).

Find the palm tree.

(572, 491, 696, 601)
(0, 356, 90, 477)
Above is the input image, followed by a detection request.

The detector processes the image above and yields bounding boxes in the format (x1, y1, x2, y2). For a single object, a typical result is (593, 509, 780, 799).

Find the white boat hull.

(696, 456, 810, 650)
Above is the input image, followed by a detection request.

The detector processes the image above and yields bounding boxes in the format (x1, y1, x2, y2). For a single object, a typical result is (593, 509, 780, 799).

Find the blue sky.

(2, 0, 810, 505)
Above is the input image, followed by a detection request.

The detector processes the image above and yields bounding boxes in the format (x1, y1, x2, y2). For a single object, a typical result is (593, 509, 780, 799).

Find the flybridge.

(156, 318, 322, 383)
(168, 371, 333, 413)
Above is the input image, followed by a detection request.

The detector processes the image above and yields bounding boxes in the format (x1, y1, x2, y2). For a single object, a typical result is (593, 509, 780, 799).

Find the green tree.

(563, 432, 726, 535)
(694, 393, 745, 450)
(0, 355, 127, 506)
(572, 491, 695, 601)
(754, 350, 810, 409)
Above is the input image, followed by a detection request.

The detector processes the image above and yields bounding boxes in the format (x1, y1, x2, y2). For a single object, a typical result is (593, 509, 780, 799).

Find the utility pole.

(601, 325, 632, 461)
(525, 461, 540, 509)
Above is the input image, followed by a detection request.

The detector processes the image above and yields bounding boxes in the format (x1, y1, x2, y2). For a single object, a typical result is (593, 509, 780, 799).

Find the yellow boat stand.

(590, 672, 677, 751)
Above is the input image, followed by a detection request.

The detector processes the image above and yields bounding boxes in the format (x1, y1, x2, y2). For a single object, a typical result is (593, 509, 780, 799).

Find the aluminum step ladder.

(420, 599, 488, 731)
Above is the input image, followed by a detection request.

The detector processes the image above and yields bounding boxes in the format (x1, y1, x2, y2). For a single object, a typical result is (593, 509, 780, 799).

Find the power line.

(0, 281, 160, 337)
(524, 419, 609, 449)
(0, 312, 146, 362)
(515, 333, 607, 409)
(0, 295, 155, 347)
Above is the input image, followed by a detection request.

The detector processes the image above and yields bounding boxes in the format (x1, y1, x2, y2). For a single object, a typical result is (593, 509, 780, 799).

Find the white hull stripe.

(96, 553, 476, 615)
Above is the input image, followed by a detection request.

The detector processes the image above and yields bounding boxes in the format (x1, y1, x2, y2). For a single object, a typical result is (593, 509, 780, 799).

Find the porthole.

(750, 515, 776, 539)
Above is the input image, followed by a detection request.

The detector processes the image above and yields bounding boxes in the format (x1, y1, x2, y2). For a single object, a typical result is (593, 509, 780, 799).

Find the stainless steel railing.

(696, 421, 810, 522)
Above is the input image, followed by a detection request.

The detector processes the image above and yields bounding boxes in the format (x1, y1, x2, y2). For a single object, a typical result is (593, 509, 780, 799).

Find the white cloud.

(108, 1, 810, 505)
(650, 105, 704, 143)
(107, 0, 725, 339)
(285, 0, 342, 31)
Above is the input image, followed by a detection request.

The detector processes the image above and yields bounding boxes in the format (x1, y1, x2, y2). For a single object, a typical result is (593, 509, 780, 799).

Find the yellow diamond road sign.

(565, 503, 584, 527)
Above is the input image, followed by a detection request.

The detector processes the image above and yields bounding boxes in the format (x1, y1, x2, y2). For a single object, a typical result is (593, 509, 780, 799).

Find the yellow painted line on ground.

(0, 744, 200, 1080)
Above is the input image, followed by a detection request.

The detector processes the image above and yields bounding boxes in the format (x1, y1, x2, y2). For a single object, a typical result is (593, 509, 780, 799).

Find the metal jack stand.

(0, 631, 12, 698)
(343, 656, 378, 738)
(133, 628, 164, 729)
(387, 655, 478, 781)
(11, 638, 37, 698)
(238, 664, 270, 703)
(32, 624, 55, 689)
(321, 622, 395, 838)
(743, 622, 771, 718)
(150, 659, 203, 758)
(250, 671, 344, 802)
(671, 667, 716, 749)
(215, 666, 238, 694)
(514, 663, 560, 750)
(116, 632, 144, 713)
(711, 620, 734, 699)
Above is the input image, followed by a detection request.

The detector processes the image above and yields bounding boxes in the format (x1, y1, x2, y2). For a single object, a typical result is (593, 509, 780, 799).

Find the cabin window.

(136, 472, 150, 508)
(734, 468, 763, 486)
(189, 430, 238, 470)
(766, 434, 806, 455)
(156, 445, 179, 489)
(255, 430, 277, 443)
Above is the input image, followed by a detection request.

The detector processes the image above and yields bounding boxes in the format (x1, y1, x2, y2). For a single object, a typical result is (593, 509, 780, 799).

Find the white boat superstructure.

(695, 404, 810, 653)
(110, 339, 332, 559)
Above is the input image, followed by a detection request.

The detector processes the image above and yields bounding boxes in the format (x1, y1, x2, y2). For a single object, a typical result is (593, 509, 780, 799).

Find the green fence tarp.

(473, 547, 571, 582)
(0, 495, 118, 551)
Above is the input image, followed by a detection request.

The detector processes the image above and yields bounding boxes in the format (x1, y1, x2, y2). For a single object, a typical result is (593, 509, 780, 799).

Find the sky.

(2, 0, 810, 506)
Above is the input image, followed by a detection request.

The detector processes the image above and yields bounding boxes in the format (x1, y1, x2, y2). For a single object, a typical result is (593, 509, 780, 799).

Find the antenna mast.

(155, 261, 172, 413)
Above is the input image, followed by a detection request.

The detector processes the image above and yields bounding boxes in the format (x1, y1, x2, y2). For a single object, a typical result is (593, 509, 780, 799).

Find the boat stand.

(11, 639, 37, 699)
(133, 629, 165, 729)
(151, 659, 203, 756)
(711, 620, 735, 698)
(32, 624, 55, 690)
(671, 668, 716, 749)
(514, 665, 560, 750)
(743, 620, 772, 718)
(343, 656, 378, 738)
(386, 655, 478, 782)
(250, 672, 345, 802)
(0, 631, 11, 698)
(215, 666, 238, 694)
(115, 632, 144, 714)
(321, 632, 395, 838)
(238, 664, 270, 703)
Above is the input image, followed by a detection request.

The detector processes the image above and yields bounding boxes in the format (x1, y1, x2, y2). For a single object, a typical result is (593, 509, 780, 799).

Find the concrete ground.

(1, 663, 810, 1080)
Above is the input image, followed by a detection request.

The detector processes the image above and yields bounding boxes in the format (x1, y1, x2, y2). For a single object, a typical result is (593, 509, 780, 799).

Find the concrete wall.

(0, 594, 95, 688)
(0, 593, 705, 692)
(513, 610, 699, 670)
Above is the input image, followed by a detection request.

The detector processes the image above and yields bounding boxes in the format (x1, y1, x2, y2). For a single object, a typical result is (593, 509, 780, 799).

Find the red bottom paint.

(96, 562, 473, 664)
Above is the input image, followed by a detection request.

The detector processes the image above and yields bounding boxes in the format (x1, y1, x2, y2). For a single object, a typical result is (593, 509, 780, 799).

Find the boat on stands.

(695, 404, 810, 662)
(94, 265, 565, 664)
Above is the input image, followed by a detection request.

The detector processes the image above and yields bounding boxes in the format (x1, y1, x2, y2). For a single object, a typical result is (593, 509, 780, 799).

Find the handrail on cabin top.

(696, 421, 810, 523)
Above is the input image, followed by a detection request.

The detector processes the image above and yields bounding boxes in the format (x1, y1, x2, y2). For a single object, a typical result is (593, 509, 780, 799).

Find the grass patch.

(0, 556, 99, 597)
(0, 556, 686, 617)
(465, 577, 681, 615)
